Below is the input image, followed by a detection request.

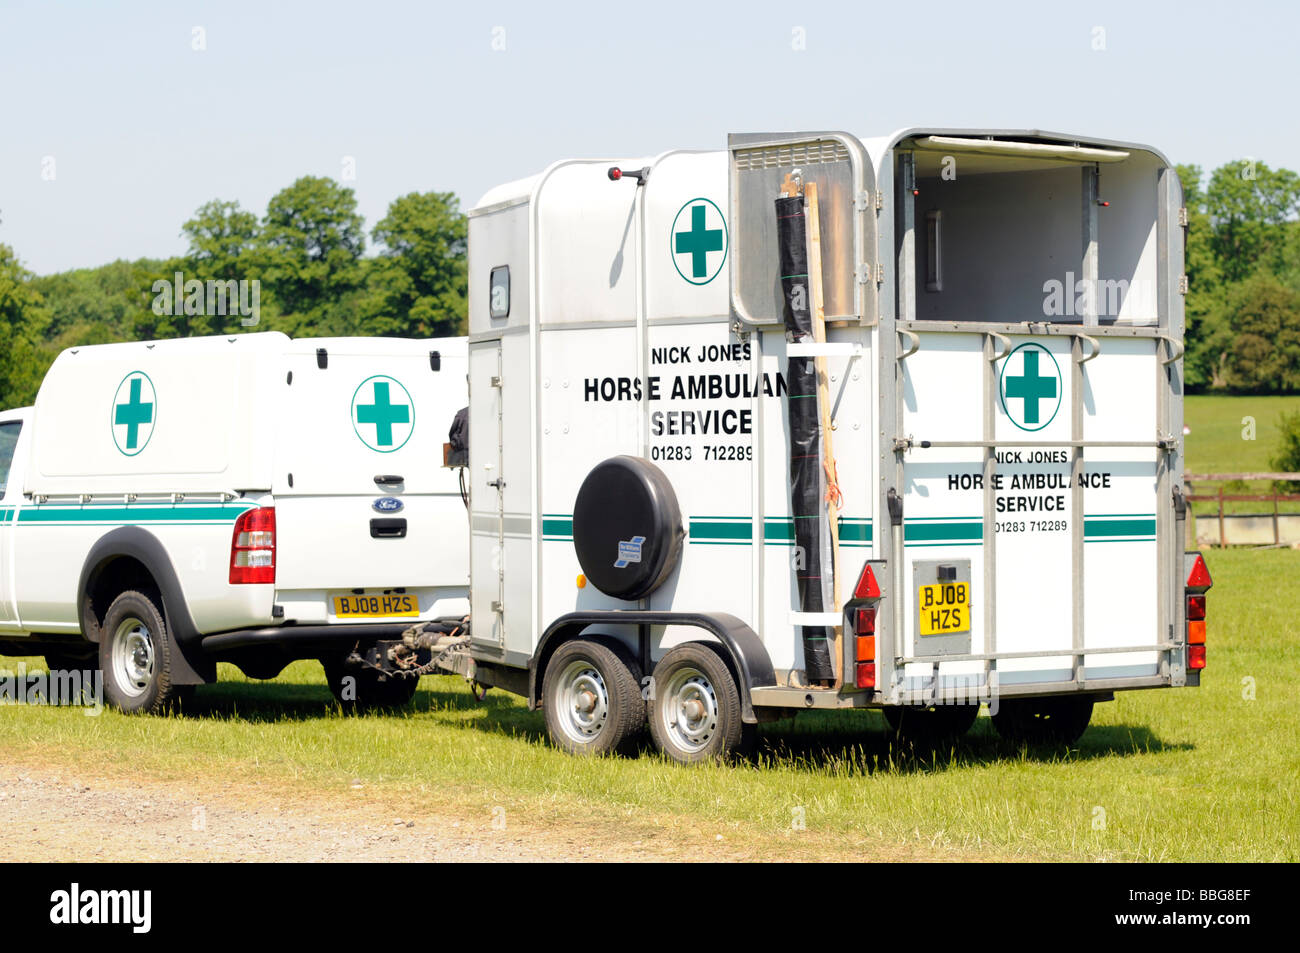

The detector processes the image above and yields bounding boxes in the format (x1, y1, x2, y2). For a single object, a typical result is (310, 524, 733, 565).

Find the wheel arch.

(529, 611, 775, 724)
(77, 527, 213, 685)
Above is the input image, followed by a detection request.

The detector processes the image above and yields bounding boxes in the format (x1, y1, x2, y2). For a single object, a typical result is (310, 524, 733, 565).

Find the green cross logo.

(111, 371, 156, 456)
(999, 343, 1062, 432)
(352, 376, 414, 452)
(670, 198, 728, 285)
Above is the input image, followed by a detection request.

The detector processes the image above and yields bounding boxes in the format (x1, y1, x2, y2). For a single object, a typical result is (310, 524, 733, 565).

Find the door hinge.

(490, 375, 503, 388)
(1178, 274, 1189, 295)
(1178, 207, 1188, 227)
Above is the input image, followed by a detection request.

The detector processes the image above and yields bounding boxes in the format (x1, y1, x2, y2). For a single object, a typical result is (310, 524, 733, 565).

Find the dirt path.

(0, 762, 677, 862)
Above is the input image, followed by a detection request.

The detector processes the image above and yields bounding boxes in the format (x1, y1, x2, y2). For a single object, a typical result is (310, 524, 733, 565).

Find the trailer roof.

(470, 129, 1171, 213)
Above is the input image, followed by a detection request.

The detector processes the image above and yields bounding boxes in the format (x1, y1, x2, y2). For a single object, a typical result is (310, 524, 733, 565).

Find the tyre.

(883, 703, 980, 747)
(98, 589, 182, 714)
(541, 639, 644, 756)
(321, 655, 420, 712)
(647, 643, 745, 764)
(991, 695, 1094, 746)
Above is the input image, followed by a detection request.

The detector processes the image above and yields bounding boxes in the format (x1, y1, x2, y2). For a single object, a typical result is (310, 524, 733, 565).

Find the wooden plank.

(805, 182, 842, 687)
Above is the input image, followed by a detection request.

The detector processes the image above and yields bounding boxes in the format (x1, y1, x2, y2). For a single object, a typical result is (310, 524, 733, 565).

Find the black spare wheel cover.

(573, 456, 684, 601)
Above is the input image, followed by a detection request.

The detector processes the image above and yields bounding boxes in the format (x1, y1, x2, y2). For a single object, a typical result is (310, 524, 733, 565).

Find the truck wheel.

(98, 590, 181, 714)
(648, 643, 744, 764)
(542, 639, 643, 757)
(883, 703, 980, 747)
(991, 696, 1094, 746)
(321, 657, 419, 712)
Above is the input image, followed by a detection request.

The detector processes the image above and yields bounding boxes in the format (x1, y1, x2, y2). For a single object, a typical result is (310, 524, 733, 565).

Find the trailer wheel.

(321, 657, 419, 712)
(98, 590, 182, 714)
(648, 643, 744, 764)
(883, 703, 980, 747)
(992, 696, 1094, 746)
(542, 639, 643, 757)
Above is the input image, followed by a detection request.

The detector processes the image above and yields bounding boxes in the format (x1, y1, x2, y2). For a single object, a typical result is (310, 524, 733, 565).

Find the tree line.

(3, 158, 1300, 409)
(0, 177, 466, 408)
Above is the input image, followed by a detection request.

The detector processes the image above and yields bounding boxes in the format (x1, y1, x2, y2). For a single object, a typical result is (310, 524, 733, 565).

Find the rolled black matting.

(775, 194, 834, 683)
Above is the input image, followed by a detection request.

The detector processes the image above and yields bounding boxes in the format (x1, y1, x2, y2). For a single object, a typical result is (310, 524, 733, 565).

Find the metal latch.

(487, 478, 505, 490)
(490, 375, 503, 388)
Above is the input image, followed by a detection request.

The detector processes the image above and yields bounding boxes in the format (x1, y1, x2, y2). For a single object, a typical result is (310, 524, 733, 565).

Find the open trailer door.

(880, 132, 1188, 703)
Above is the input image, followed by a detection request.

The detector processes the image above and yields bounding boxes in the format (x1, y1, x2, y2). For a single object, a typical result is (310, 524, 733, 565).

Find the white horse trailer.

(452, 129, 1213, 763)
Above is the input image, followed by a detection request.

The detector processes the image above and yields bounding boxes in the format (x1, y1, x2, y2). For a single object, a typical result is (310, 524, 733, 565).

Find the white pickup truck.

(0, 332, 469, 712)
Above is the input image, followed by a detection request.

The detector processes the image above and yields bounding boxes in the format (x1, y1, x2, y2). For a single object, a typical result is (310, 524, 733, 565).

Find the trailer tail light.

(853, 562, 882, 600)
(1183, 553, 1212, 673)
(230, 507, 275, 584)
(855, 662, 876, 689)
(1185, 553, 1212, 591)
(854, 606, 876, 634)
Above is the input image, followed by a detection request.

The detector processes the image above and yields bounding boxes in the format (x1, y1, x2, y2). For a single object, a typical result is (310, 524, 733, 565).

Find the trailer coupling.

(340, 617, 474, 684)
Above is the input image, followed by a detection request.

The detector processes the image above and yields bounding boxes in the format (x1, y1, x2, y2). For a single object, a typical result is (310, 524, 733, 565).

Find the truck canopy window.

(0, 421, 21, 496)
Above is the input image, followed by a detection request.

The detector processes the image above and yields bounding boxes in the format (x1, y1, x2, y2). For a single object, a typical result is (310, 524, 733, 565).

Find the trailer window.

(489, 266, 510, 318)
(0, 421, 20, 496)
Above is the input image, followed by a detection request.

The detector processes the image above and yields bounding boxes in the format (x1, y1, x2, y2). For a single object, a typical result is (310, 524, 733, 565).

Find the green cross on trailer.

(1004, 346, 1059, 426)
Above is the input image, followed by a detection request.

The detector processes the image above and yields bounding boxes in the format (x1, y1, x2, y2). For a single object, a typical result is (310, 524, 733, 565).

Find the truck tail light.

(230, 507, 275, 584)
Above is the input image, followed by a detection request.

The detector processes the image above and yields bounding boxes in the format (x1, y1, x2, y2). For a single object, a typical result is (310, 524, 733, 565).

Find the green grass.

(2, 548, 1296, 861)
(1185, 394, 1300, 515)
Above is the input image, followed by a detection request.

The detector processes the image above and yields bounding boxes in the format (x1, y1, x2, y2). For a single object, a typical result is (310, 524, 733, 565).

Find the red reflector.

(1188, 620, 1206, 645)
(1187, 594, 1206, 621)
(230, 507, 276, 585)
(1186, 553, 1212, 590)
(1188, 644, 1206, 670)
(855, 661, 876, 689)
(854, 607, 877, 634)
(854, 563, 882, 600)
(855, 635, 875, 662)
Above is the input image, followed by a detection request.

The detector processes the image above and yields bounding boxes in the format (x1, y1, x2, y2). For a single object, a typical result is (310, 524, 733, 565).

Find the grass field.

(2, 546, 1296, 861)
(1185, 394, 1300, 515)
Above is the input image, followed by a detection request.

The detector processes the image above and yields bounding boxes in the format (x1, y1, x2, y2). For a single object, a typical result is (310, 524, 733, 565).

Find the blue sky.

(1, 0, 1296, 274)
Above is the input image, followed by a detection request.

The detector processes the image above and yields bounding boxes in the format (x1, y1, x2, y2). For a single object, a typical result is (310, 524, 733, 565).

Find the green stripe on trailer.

(1084, 515, 1157, 540)
(541, 515, 574, 539)
(904, 520, 983, 543)
(690, 519, 753, 543)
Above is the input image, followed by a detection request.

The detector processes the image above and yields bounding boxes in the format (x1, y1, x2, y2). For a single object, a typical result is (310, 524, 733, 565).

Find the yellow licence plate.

(918, 582, 970, 636)
(333, 593, 419, 619)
